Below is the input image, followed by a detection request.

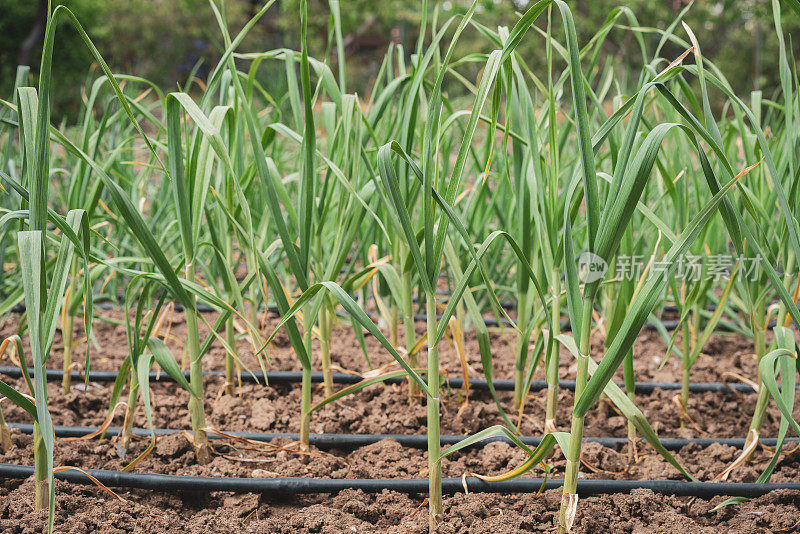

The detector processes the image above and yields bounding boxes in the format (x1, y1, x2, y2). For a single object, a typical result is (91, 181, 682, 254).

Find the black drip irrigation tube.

(10, 301, 222, 315)
(0, 463, 797, 498)
(0, 365, 776, 394)
(8, 423, 800, 452)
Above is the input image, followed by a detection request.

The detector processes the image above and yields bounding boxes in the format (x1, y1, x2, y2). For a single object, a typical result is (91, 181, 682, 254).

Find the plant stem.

(224, 231, 236, 397)
(390, 303, 399, 348)
(61, 305, 74, 395)
(224, 316, 236, 396)
(513, 286, 530, 412)
(513, 365, 525, 411)
(121, 371, 139, 453)
(403, 269, 420, 400)
(248, 299, 259, 341)
(61, 262, 78, 395)
(319, 301, 334, 397)
(558, 301, 593, 533)
(299, 303, 313, 451)
(680, 318, 691, 427)
(545, 268, 561, 431)
(33, 421, 48, 510)
(749, 383, 769, 432)
(224, 318, 236, 395)
(776, 252, 795, 327)
(623, 348, 635, 461)
(186, 302, 211, 464)
(747, 298, 769, 437)
(299, 365, 311, 450)
(0, 404, 11, 453)
(426, 294, 442, 532)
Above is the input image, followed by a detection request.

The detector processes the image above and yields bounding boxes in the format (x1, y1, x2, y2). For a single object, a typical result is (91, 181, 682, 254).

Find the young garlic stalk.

(543, 8, 562, 431)
(0, 404, 11, 453)
(745, 252, 800, 459)
(224, 315, 236, 396)
(18, 219, 87, 522)
(299, 308, 313, 450)
(319, 299, 334, 397)
(679, 294, 693, 425)
(402, 268, 420, 400)
(164, 92, 230, 465)
(298, 0, 317, 445)
(425, 294, 443, 529)
(389, 302, 400, 349)
(32, 421, 48, 509)
(61, 261, 78, 395)
(544, 268, 560, 432)
(744, 295, 769, 446)
(622, 345, 636, 460)
(558, 300, 594, 532)
(120, 373, 139, 452)
(223, 192, 237, 397)
(609, 231, 637, 459)
(207, 0, 316, 450)
(513, 295, 531, 411)
(185, 294, 211, 463)
(17, 8, 65, 517)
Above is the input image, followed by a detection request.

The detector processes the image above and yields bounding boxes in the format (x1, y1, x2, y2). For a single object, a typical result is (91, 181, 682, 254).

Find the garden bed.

(0, 310, 764, 383)
(1, 310, 799, 532)
(2, 477, 800, 533)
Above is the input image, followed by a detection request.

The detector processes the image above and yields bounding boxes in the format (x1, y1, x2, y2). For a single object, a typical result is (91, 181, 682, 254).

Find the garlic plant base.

(559, 492, 579, 533)
(0, 425, 11, 453)
(544, 418, 558, 434)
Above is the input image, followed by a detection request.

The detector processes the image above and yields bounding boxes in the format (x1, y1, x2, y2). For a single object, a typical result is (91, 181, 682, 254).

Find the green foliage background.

(1, 0, 797, 120)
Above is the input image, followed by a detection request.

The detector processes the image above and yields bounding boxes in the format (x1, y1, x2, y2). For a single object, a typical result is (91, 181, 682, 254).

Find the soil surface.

(2, 480, 800, 533)
(1, 373, 798, 440)
(0, 308, 768, 384)
(1, 308, 799, 532)
(1, 426, 800, 483)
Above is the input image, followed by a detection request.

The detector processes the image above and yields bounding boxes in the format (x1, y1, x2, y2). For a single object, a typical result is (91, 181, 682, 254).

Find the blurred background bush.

(1, 0, 797, 122)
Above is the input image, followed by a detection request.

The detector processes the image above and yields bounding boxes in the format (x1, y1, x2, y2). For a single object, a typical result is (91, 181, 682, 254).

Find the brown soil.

(1, 309, 799, 532)
(0, 309, 766, 384)
(2, 479, 800, 533)
(0, 427, 798, 483)
(1, 372, 798, 440)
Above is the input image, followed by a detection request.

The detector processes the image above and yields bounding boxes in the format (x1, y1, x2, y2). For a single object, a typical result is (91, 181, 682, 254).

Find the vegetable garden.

(2, 0, 800, 532)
